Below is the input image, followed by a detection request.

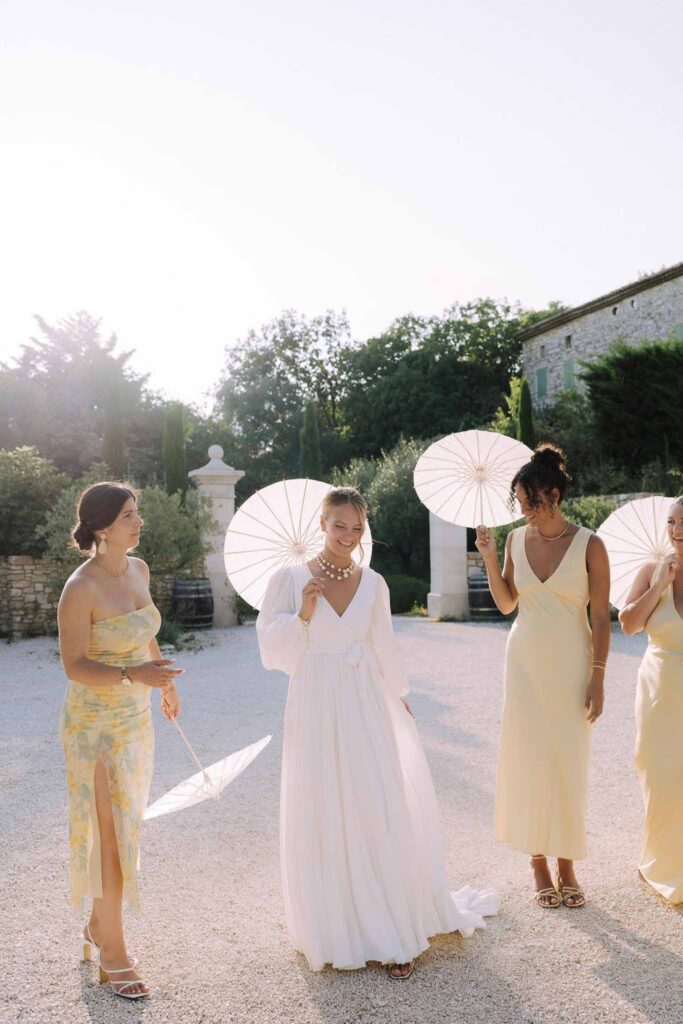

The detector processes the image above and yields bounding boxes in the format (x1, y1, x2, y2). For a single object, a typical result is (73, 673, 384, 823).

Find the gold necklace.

(535, 521, 571, 541)
(94, 556, 129, 577)
(317, 552, 356, 581)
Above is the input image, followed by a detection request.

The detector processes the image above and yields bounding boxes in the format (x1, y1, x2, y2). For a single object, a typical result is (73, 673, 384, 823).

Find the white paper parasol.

(413, 430, 533, 527)
(144, 720, 271, 820)
(596, 495, 675, 610)
(224, 478, 373, 610)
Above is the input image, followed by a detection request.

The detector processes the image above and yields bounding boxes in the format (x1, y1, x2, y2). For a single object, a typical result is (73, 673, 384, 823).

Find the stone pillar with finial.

(188, 445, 245, 627)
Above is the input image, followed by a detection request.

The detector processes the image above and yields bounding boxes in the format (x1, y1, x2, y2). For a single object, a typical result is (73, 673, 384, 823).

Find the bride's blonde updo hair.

(321, 486, 368, 560)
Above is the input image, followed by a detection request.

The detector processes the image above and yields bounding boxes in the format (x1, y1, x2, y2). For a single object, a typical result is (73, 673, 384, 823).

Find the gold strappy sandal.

(387, 961, 414, 980)
(556, 876, 586, 908)
(531, 855, 561, 909)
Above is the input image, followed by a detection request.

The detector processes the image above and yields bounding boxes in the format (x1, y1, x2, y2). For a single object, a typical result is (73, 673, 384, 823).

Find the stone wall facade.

(521, 264, 683, 403)
(0, 556, 62, 639)
(0, 557, 180, 640)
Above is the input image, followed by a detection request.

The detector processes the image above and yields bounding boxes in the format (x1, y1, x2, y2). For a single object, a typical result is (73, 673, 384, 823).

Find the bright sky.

(1, 0, 682, 406)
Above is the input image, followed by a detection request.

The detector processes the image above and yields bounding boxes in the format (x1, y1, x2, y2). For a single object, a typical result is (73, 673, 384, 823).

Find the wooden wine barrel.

(171, 578, 214, 630)
(468, 571, 503, 621)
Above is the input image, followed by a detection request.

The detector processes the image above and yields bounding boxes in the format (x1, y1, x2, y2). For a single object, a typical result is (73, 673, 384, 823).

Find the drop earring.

(98, 534, 108, 555)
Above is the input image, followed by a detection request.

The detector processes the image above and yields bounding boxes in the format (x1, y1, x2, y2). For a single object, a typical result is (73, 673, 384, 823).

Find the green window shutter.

(536, 367, 547, 398)
(563, 358, 575, 389)
(674, 324, 683, 342)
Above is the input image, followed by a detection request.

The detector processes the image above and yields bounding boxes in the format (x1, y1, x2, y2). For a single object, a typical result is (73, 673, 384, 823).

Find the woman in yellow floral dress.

(59, 482, 183, 1000)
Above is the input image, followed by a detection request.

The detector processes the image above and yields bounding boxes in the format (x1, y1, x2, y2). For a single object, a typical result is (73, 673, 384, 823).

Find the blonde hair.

(322, 487, 368, 561)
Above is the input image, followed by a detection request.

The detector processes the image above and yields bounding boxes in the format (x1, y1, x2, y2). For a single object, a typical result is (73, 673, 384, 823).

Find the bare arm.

(584, 535, 611, 723)
(475, 528, 519, 615)
(58, 575, 182, 689)
(618, 559, 676, 635)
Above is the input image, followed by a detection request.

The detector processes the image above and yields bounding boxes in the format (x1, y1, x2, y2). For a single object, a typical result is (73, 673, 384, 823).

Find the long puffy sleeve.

(256, 567, 308, 676)
(369, 573, 410, 699)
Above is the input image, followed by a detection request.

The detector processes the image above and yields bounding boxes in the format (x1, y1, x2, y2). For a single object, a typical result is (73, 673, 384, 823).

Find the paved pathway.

(2, 619, 682, 1024)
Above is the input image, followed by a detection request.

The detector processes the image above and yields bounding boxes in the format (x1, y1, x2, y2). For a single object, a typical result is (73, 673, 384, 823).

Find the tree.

(101, 378, 126, 478)
(162, 403, 188, 498)
(581, 339, 683, 473)
(215, 310, 354, 492)
(516, 377, 536, 449)
(0, 447, 69, 556)
(299, 401, 322, 479)
(0, 312, 147, 477)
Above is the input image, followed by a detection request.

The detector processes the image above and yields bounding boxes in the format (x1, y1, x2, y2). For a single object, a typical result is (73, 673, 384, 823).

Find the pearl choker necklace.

(316, 553, 356, 581)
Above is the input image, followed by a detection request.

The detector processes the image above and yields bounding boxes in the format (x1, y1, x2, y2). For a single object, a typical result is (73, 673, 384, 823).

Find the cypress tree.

(163, 403, 187, 497)
(299, 400, 322, 479)
(102, 381, 126, 478)
(516, 377, 536, 449)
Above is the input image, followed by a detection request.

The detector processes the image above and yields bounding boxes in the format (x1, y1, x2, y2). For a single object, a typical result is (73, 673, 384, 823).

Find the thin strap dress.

(635, 583, 683, 904)
(495, 526, 593, 860)
(60, 603, 160, 911)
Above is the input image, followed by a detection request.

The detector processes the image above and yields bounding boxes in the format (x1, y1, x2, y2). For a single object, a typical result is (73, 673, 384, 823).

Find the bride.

(257, 486, 498, 977)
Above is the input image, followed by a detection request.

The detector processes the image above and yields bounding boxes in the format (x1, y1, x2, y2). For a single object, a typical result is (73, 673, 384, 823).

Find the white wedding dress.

(257, 564, 499, 971)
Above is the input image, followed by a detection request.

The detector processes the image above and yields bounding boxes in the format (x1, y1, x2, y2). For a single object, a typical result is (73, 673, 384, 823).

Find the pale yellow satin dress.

(495, 526, 593, 860)
(60, 604, 160, 911)
(635, 584, 683, 904)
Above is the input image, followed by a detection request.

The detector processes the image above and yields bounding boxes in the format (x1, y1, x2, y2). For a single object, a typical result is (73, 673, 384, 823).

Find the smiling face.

(514, 483, 561, 527)
(667, 500, 683, 558)
(320, 502, 364, 559)
(99, 496, 144, 552)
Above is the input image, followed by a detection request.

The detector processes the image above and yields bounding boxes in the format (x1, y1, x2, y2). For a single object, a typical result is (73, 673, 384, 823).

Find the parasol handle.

(171, 718, 212, 786)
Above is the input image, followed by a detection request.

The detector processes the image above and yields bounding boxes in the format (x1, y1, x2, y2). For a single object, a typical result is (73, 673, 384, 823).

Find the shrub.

(564, 495, 616, 532)
(0, 447, 70, 556)
(384, 574, 429, 613)
(366, 439, 430, 578)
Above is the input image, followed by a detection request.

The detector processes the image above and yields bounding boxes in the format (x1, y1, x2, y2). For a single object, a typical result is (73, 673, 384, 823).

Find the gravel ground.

(2, 619, 682, 1024)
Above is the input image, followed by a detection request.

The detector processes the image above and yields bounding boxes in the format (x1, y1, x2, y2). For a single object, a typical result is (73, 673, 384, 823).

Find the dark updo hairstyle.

(71, 481, 138, 555)
(510, 443, 571, 511)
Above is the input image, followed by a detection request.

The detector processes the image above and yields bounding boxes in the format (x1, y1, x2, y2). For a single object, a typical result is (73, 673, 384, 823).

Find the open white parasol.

(596, 495, 675, 610)
(413, 430, 533, 527)
(224, 478, 373, 611)
(144, 720, 271, 820)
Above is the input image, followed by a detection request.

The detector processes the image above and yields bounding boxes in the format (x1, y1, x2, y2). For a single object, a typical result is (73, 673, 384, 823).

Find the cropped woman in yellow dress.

(476, 445, 611, 909)
(619, 496, 683, 904)
(59, 482, 184, 1000)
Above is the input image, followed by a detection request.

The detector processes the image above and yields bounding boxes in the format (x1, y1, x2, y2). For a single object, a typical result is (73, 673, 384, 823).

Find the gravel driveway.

(2, 619, 682, 1024)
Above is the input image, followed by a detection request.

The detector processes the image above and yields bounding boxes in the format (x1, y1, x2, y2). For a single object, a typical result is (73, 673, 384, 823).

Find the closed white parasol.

(596, 495, 675, 610)
(224, 478, 373, 611)
(144, 720, 271, 820)
(413, 430, 533, 527)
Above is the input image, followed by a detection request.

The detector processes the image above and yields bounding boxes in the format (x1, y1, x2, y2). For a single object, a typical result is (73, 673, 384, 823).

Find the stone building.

(519, 261, 683, 403)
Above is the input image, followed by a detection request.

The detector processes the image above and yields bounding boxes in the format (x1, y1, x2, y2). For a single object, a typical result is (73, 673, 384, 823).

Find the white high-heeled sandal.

(81, 923, 99, 963)
(81, 924, 138, 968)
(99, 962, 149, 1000)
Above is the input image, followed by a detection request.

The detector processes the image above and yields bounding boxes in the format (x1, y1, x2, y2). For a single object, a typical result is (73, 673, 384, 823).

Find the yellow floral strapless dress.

(60, 603, 161, 911)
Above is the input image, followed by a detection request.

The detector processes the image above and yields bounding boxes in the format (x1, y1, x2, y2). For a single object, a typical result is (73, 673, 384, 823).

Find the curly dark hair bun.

(531, 443, 568, 473)
(511, 441, 571, 511)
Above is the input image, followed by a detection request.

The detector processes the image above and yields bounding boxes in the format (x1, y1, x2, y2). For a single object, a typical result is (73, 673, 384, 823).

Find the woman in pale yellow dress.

(59, 482, 184, 999)
(476, 445, 611, 909)
(619, 496, 683, 904)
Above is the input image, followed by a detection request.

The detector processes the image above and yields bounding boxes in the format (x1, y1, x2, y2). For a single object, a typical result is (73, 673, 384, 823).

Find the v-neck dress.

(495, 526, 593, 860)
(257, 565, 499, 971)
(635, 583, 683, 904)
(60, 603, 160, 911)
